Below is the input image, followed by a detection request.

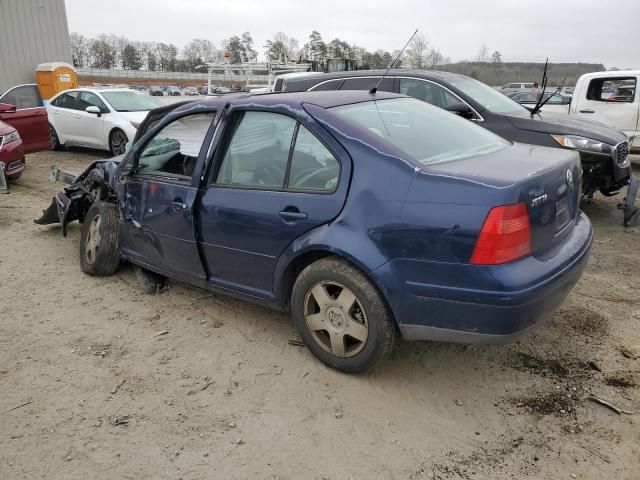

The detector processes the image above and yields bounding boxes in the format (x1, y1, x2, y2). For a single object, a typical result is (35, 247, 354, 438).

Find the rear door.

(48, 91, 82, 144)
(197, 107, 351, 298)
(118, 110, 217, 281)
(0, 84, 49, 153)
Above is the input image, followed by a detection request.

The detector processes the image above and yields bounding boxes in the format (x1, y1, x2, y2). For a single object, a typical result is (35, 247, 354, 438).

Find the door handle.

(279, 207, 308, 221)
(579, 109, 595, 114)
(74, 114, 81, 119)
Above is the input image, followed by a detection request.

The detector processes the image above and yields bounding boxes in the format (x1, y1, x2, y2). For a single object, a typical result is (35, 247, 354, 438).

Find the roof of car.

(189, 89, 406, 111)
(579, 70, 640, 79)
(280, 69, 470, 84)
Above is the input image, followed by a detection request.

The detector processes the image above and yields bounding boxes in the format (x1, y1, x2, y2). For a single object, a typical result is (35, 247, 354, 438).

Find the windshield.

(101, 91, 163, 112)
(448, 76, 531, 115)
(331, 98, 508, 165)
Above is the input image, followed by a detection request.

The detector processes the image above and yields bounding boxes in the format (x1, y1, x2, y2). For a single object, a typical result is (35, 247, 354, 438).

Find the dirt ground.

(1, 149, 639, 480)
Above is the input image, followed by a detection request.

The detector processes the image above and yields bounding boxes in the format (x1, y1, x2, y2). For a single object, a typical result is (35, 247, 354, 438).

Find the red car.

(0, 84, 51, 179)
(0, 119, 25, 179)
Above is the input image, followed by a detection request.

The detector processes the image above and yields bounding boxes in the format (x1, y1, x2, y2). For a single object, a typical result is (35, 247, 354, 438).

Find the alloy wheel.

(303, 281, 369, 357)
(111, 130, 128, 155)
(50, 126, 57, 150)
(85, 214, 101, 265)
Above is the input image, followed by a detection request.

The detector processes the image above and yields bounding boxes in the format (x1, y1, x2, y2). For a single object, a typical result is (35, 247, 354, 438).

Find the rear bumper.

(377, 212, 593, 343)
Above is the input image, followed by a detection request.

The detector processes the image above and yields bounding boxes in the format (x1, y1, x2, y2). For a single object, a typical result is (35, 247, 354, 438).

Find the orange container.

(35, 62, 77, 100)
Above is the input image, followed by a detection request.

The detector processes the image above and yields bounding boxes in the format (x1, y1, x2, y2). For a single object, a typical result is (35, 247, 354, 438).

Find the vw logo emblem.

(566, 169, 574, 188)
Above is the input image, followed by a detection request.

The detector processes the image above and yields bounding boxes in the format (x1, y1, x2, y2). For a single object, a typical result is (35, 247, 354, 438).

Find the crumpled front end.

(34, 159, 121, 235)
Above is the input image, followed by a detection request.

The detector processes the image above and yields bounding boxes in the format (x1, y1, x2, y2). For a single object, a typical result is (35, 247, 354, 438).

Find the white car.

(47, 88, 164, 155)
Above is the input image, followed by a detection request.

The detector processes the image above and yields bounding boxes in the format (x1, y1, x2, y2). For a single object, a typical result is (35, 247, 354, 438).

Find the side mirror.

(85, 105, 102, 116)
(0, 103, 17, 113)
(562, 96, 571, 105)
(445, 102, 475, 120)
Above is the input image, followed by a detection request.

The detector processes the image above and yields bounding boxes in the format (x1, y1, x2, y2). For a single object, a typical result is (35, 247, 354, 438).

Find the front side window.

(332, 98, 508, 166)
(399, 78, 462, 109)
(309, 79, 342, 91)
(449, 76, 530, 115)
(587, 77, 636, 103)
(52, 91, 80, 109)
(288, 126, 340, 191)
(0, 85, 43, 109)
(216, 112, 296, 189)
(78, 92, 108, 113)
(138, 112, 215, 178)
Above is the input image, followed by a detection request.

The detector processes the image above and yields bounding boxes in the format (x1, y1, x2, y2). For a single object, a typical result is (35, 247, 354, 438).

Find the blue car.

(36, 91, 592, 373)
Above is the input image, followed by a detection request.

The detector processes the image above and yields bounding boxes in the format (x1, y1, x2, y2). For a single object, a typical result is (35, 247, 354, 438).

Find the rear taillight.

(471, 202, 531, 265)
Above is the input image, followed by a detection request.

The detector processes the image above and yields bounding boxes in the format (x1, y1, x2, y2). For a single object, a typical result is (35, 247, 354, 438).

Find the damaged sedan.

(36, 91, 592, 373)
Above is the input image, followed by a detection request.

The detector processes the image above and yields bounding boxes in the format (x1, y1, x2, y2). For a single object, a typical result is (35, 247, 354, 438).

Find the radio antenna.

(369, 28, 419, 94)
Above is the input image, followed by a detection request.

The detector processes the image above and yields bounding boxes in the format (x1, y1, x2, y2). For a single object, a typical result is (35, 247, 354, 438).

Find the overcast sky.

(65, 0, 640, 68)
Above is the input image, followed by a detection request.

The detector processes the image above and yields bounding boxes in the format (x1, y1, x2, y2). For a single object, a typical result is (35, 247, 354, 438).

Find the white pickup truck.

(570, 70, 639, 152)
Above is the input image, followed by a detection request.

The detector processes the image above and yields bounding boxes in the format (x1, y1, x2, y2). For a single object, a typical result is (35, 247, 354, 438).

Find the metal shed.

(0, 0, 72, 94)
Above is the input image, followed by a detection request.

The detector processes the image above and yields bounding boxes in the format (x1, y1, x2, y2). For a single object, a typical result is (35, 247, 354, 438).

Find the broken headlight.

(551, 134, 614, 156)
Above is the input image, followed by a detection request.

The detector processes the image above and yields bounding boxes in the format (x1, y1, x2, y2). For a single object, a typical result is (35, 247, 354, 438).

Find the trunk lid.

(422, 142, 582, 256)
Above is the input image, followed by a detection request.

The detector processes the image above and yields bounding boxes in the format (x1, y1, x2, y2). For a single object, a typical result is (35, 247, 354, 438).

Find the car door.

(118, 110, 217, 282)
(0, 84, 49, 153)
(74, 91, 109, 147)
(48, 91, 82, 144)
(573, 75, 638, 135)
(197, 108, 351, 298)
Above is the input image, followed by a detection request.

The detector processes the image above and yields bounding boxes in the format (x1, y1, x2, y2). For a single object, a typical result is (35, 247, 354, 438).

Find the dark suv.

(278, 70, 632, 203)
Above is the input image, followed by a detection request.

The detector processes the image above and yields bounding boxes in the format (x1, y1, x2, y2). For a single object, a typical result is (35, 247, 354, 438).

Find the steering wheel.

(254, 163, 286, 186)
(291, 166, 338, 190)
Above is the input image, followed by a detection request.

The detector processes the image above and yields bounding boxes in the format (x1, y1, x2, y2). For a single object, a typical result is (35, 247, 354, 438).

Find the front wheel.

(291, 257, 399, 373)
(80, 202, 120, 276)
(50, 124, 64, 151)
(109, 129, 128, 156)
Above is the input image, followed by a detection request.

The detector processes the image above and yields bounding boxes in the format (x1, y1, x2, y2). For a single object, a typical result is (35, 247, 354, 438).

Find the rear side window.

(399, 78, 461, 109)
(216, 112, 296, 188)
(587, 77, 637, 103)
(215, 111, 340, 192)
(0, 85, 43, 109)
(339, 77, 393, 92)
(289, 126, 340, 192)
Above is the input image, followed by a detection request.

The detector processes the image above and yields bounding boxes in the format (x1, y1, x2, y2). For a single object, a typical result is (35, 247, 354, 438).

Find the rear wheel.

(291, 257, 398, 373)
(109, 129, 128, 156)
(50, 124, 63, 151)
(80, 202, 120, 276)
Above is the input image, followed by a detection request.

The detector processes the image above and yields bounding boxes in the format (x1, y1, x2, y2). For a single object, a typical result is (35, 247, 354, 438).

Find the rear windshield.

(102, 91, 163, 112)
(331, 98, 508, 165)
(449, 76, 531, 115)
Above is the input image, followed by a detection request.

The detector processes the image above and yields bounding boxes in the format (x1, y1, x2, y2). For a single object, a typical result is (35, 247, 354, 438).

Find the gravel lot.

(0, 149, 639, 480)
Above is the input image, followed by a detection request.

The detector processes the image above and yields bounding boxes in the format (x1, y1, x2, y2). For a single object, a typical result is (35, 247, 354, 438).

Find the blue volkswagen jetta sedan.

(36, 91, 593, 373)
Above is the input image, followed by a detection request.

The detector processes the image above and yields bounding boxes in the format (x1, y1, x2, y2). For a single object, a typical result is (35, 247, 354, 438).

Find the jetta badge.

(566, 169, 574, 188)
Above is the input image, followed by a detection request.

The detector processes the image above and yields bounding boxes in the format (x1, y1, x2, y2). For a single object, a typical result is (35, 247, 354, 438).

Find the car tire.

(109, 128, 128, 156)
(7, 172, 22, 181)
(291, 256, 399, 373)
(50, 124, 64, 151)
(79, 202, 120, 276)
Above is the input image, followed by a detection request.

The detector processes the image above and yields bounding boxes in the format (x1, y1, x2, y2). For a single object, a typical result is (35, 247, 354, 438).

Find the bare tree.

(406, 33, 429, 69)
(476, 44, 490, 62)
